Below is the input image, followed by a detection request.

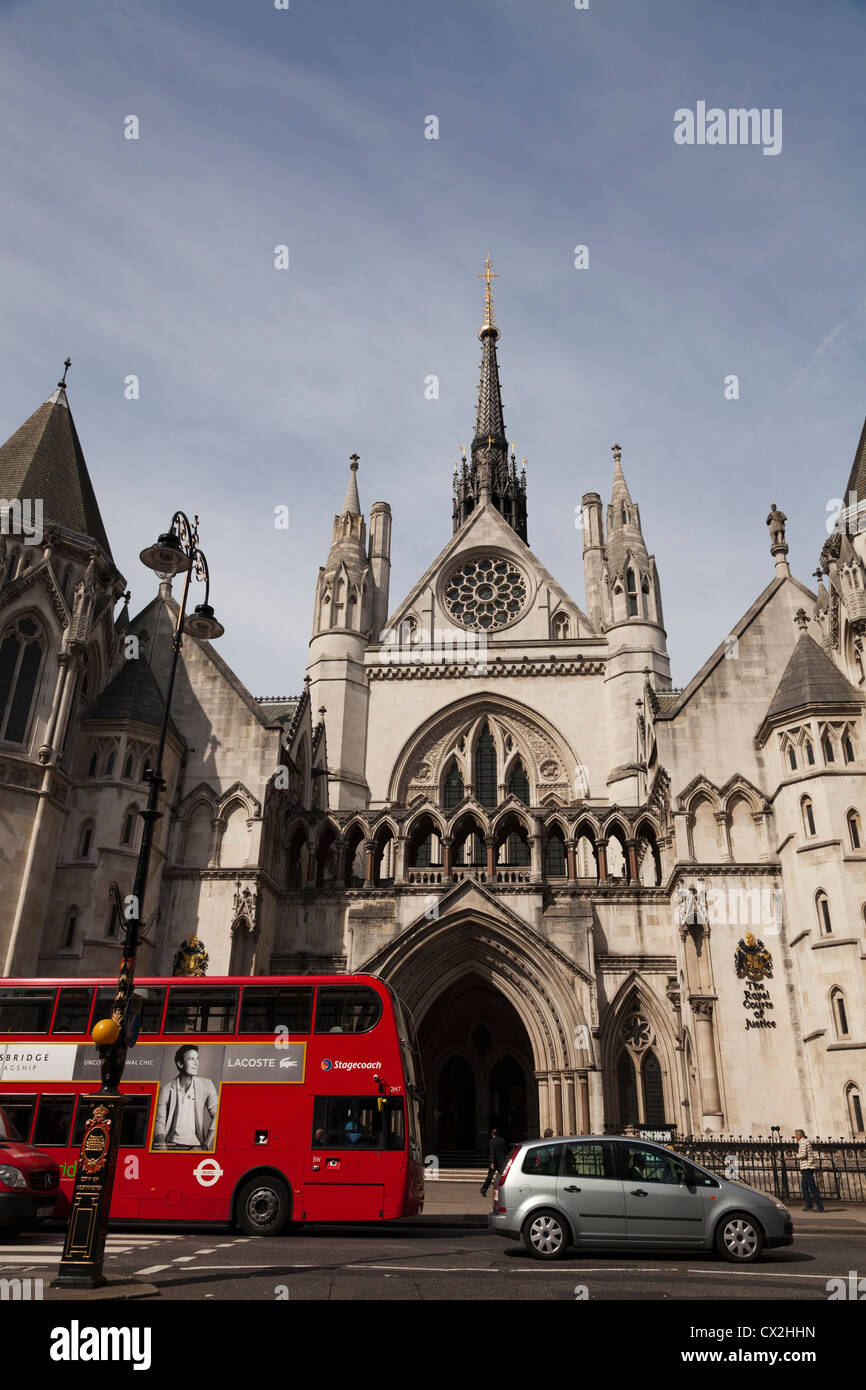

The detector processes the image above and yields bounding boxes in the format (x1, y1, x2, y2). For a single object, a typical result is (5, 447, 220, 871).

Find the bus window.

(94, 986, 166, 1034)
(239, 986, 313, 1034)
(0, 1094, 36, 1141)
(385, 1097, 405, 1151)
(164, 987, 238, 1034)
(32, 1094, 76, 1146)
(72, 1095, 152, 1149)
(52, 987, 94, 1033)
(0, 988, 56, 1033)
(313, 1095, 384, 1148)
(314, 987, 382, 1034)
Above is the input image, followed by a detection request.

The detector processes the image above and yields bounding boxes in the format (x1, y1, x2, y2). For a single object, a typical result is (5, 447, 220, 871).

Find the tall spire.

(341, 453, 361, 517)
(0, 368, 113, 557)
(607, 443, 639, 535)
(453, 257, 527, 541)
(472, 255, 506, 458)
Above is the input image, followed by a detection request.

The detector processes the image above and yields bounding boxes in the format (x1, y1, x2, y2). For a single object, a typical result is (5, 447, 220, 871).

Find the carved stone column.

(625, 837, 639, 883)
(441, 836, 453, 883)
(363, 840, 375, 890)
(529, 833, 543, 884)
(566, 839, 577, 883)
(577, 1073, 590, 1134)
(485, 836, 496, 880)
(595, 837, 609, 884)
(715, 810, 732, 861)
(690, 996, 722, 1124)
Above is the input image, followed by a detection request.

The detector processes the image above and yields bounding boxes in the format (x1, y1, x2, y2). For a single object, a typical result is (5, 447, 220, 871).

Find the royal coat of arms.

(734, 931, 773, 982)
(172, 934, 209, 977)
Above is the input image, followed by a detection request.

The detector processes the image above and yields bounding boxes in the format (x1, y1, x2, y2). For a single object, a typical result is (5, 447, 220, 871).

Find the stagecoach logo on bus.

(322, 1059, 382, 1072)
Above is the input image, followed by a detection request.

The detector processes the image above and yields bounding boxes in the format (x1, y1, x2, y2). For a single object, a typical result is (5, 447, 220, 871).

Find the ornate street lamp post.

(54, 513, 223, 1289)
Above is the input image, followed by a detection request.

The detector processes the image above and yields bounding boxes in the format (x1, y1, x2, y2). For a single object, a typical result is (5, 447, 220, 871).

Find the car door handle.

(630, 1188, 648, 1197)
(563, 1185, 581, 1193)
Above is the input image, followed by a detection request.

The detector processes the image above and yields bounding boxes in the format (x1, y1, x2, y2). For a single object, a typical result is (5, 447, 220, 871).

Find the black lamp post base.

(54, 1093, 126, 1290)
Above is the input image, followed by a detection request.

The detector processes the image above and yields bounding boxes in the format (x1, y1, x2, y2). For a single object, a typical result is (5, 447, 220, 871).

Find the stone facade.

(1, 298, 865, 1156)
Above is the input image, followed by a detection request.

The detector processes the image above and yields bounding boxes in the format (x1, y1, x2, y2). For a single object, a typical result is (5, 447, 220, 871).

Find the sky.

(1, 0, 864, 694)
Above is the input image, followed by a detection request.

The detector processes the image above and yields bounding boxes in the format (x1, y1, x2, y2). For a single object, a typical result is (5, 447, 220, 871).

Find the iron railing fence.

(674, 1137, 866, 1203)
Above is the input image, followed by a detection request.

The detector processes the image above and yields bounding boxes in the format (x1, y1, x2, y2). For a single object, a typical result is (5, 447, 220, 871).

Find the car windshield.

(0, 1107, 23, 1142)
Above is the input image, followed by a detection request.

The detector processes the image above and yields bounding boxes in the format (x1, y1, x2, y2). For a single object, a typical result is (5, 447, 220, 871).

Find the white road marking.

(686, 1268, 842, 1280)
(135, 1264, 172, 1275)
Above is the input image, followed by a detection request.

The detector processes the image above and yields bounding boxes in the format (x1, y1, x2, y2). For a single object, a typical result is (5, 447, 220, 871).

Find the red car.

(0, 1105, 61, 1233)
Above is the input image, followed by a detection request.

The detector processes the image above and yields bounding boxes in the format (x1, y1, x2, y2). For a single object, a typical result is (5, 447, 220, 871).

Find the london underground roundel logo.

(321, 1059, 333, 1072)
(193, 1158, 224, 1188)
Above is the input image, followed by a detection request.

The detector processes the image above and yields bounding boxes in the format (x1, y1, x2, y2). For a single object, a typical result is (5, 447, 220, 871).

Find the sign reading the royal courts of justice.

(734, 932, 777, 1030)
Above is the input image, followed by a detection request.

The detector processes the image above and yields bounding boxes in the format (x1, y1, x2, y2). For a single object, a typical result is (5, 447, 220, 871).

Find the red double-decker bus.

(0, 973, 424, 1234)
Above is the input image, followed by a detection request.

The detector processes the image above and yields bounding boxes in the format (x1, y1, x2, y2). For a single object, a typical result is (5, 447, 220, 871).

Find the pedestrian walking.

(793, 1128, 824, 1211)
(481, 1128, 508, 1196)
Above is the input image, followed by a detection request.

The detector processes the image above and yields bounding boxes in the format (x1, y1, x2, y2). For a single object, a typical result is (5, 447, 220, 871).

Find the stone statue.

(766, 503, 787, 548)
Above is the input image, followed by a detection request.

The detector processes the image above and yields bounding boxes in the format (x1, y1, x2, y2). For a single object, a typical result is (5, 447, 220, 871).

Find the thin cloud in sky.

(0, 0, 864, 692)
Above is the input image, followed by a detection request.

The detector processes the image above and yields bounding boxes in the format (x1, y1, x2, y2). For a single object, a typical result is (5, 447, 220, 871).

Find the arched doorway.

(418, 972, 536, 1162)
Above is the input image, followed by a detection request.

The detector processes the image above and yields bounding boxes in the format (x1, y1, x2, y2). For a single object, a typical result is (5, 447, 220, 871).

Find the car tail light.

(498, 1149, 517, 1187)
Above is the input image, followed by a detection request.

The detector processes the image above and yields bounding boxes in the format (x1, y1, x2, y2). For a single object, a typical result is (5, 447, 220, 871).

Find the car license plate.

(36, 1205, 54, 1217)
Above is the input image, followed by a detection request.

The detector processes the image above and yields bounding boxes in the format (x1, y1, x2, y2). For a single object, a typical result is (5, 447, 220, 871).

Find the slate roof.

(83, 657, 182, 740)
(764, 632, 862, 723)
(0, 386, 112, 557)
(255, 696, 302, 728)
(843, 416, 866, 506)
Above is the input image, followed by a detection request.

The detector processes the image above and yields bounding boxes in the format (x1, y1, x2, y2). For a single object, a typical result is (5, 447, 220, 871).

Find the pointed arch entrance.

(418, 973, 534, 1160)
(361, 879, 598, 1160)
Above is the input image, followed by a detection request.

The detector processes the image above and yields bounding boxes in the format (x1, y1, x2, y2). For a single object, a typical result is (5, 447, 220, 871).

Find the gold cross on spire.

(478, 253, 499, 329)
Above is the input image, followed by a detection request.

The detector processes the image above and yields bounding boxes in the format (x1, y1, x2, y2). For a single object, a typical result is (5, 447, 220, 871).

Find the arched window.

(830, 987, 850, 1039)
(787, 743, 797, 771)
(474, 721, 497, 808)
(61, 908, 78, 951)
(87, 749, 98, 777)
(0, 615, 43, 743)
(443, 760, 464, 809)
(508, 759, 530, 804)
(121, 806, 139, 847)
(846, 1083, 865, 1137)
(848, 809, 862, 850)
(545, 829, 566, 877)
(801, 796, 816, 838)
(123, 752, 134, 779)
(642, 1051, 665, 1127)
(105, 750, 115, 777)
(552, 612, 569, 640)
(620, 504, 627, 526)
(844, 732, 856, 764)
(626, 569, 638, 617)
(823, 734, 835, 764)
(617, 1052, 638, 1127)
(816, 890, 832, 936)
(803, 737, 815, 766)
(77, 821, 93, 858)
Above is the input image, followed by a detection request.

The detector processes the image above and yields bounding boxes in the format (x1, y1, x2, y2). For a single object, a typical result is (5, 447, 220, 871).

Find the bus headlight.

(0, 1165, 27, 1189)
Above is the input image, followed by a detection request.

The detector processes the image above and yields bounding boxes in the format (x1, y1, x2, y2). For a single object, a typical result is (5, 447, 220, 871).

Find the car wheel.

(521, 1208, 570, 1260)
(236, 1176, 291, 1236)
(715, 1212, 765, 1263)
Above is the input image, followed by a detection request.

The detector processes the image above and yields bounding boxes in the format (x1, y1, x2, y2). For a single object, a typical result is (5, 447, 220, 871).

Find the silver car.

(489, 1136, 794, 1262)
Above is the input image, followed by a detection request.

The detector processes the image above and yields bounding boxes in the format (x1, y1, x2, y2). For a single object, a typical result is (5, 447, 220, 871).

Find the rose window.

(443, 557, 528, 630)
(622, 1012, 652, 1050)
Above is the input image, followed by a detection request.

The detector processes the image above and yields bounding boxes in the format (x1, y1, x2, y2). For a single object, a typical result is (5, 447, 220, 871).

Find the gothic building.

(1, 274, 864, 1157)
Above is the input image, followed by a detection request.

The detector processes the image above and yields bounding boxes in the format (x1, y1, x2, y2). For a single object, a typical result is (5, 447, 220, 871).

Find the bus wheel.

(236, 1176, 291, 1236)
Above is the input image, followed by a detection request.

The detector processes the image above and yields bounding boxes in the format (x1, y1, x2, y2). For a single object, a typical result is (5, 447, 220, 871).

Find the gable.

(377, 498, 594, 646)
